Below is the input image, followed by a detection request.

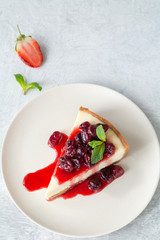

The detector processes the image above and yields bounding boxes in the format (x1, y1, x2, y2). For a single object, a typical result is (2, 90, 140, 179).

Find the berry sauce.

(23, 133, 68, 191)
(23, 124, 124, 200)
(61, 166, 124, 199)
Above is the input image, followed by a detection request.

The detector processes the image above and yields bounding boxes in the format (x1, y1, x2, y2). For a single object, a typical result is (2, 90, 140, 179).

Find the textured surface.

(0, 0, 160, 239)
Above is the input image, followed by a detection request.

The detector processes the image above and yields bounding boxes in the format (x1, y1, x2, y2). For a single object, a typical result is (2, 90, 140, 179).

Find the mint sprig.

(88, 140, 103, 148)
(96, 125, 106, 142)
(14, 74, 42, 95)
(91, 143, 105, 164)
(88, 125, 107, 164)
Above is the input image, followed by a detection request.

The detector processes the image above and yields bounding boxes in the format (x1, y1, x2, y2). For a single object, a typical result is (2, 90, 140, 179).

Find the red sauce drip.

(61, 171, 124, 199)
(69, 127, 80, 139)
(23, 161, 57, 191)
(23, 133, 68, 191)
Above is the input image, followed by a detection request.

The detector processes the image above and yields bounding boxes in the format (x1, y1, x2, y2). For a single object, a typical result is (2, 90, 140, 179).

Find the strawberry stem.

(17, 24, 22, 36)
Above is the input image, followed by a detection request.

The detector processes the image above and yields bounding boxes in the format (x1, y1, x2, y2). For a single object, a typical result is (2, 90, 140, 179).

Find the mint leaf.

(25, 82, 42, 92)
(14, 74, 25, 88)
(91, 143, 105, 164)
(14, 74, 42, 95)
(88, 140, 103, 148)
(96, 125, 106, 142)
(88, 125, 107, 164)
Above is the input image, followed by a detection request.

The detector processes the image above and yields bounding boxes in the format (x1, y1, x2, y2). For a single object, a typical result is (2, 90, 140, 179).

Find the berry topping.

(102, 124, 108, 132)
(49, 131, 62, 147)
(59, 156, 74, 172)
(88, 177, 101, 191)
(104, 143, 115, 157)
(66, 139, 75, 148)
(79, 121, 90, 130)
(86, 144, 92, 153)
(81, 130, 91, 144)
(100, 167, 113, 183)
(88, 125, 97, 138)
(84, 154, 92, 167)
(75, 132, 82, 144)
(72, 158, 84, 170)
(112, 165, 124, 178)
(77, 145, 87, 156)
(57, 122, 115, 175)
(65, 139, 77, 158)
(65, 146, 77, 158)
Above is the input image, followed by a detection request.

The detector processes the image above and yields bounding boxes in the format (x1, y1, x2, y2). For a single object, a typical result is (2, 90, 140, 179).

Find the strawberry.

(15, 25, 43, 68)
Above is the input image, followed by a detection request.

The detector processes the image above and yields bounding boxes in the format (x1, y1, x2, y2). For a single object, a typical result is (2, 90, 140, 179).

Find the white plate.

(2, 84, 160, 237)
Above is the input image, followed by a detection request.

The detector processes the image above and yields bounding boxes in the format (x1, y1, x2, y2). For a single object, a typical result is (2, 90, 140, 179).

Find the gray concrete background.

(0, 0, 160, 239)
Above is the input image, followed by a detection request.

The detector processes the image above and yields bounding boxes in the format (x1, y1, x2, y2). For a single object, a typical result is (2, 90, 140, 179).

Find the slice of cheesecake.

(46, 107, 129, 200)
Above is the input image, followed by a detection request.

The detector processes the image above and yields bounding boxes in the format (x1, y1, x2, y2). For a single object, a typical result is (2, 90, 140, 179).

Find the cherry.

(104, 143, 115, 157)
(77, 145, 87, 156)
(75, 132, 82, 144)
(88, 177, 101, 191)
(112, 165, 124, 178)
(84, 154, 92, 167)
(100, 167, 113, 183)
(59, 156, 74, 172)
(48, 131, 62, 147)
(88, 125, 97, 138)
(102, 124, 108, 132)
(81, 130, 91, 144)
(79, 121, 90, 130)
(66, 139, 75, 148)
(65, 147, 77, 158)
(86, 144, 92, 154)
(72, 158, 84, 170)
(65, 139, 77, 158)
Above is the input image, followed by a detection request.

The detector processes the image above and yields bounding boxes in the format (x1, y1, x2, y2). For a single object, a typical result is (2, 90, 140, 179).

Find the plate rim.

(1, 83, 160, 238)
